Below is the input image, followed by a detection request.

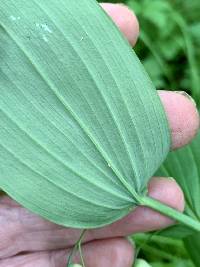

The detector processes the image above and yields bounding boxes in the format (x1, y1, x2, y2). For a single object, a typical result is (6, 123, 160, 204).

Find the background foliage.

(100, 0, 200, 266)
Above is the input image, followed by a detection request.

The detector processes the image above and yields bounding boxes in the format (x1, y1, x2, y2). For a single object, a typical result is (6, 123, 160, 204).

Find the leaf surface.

(0, 0, 170, 228)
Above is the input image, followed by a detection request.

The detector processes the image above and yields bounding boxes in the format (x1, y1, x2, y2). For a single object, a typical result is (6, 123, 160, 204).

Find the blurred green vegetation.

(101, 0, 200, 106)
(132, 233, 195, 266)
(99, 0, 200, 266)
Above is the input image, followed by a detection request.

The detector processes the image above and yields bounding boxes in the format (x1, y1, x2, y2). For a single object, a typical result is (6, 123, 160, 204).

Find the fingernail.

(174, 91, 200, 130)
(174, 91, 197, 107)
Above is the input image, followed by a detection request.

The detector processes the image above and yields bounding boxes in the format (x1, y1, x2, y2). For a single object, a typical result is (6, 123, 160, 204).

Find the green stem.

(140, 196, 200, 232)
(78, 240, 86, 267)
(67, 229, 86, 267)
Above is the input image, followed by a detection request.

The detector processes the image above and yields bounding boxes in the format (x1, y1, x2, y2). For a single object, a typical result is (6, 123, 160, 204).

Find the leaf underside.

(0, 0, 170, 228)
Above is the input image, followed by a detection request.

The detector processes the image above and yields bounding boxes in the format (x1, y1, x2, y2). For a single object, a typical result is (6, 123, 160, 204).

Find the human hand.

(0, 3, 199, 267)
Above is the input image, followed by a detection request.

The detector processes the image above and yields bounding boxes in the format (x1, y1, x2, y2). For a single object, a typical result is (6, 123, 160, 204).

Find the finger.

(100, 5, 200, 146)
(0, 92, 197, 255)
(1, 94, 198, 256)
(1, 91, 197, 256)
(92, 177, 184, 239)
(73, 238, 134, 267)
(100, 5, 199, 147)
(0, 177, 183, 257)
(0, 238, 134, 267)
(101, 3, 139, 46)
(159, 91, 200, 149)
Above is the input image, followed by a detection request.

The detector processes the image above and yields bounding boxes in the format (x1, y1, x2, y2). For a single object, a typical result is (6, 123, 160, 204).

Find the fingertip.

(101, 3, 139, 46)
(159, 91, 200, 149)
(127, 177, 185, 232)
(148, 177, 185, 213)
(91, 178, 185, 238)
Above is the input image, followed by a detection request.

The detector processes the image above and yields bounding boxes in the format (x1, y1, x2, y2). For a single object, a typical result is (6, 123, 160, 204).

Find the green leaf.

(190, 23, 200, 43)
(157, 131, 200, 237)
(151, 260, 194, 267)
(133, 232, 195, 267)
(0, 0, 170, 229)
(1, 0, 198, 231)
(158, 132, 200, 220)
(159, 224, 196, 239)
(184, 232, 200, 267)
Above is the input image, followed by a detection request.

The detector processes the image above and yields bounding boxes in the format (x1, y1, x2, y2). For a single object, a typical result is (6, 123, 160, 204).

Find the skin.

(0, 3, 200, 267)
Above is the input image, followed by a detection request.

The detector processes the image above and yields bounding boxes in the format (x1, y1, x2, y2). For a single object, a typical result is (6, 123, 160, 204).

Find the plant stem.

(66, 229, 86, 267)
(78, 240, 86, 267)
(140, 196, 200, 232)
